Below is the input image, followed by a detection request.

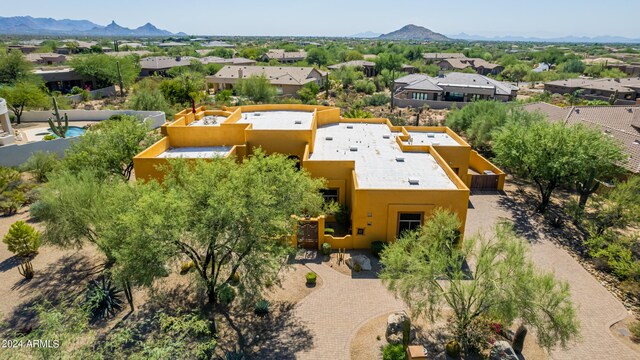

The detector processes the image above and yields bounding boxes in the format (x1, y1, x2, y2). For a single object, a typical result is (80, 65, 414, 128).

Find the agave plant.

(254, 299, 270, 316)
(84, 276, 123, 321)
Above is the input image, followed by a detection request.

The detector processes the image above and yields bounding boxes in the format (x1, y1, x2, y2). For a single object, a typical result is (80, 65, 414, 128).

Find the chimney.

(238, 68, 243, 79)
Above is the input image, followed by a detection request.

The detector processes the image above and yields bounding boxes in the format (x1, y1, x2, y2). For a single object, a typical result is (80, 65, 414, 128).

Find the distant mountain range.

(349, 31, 382, 38)
(0, 16, 185, 36)
(450, 32, 640, 43)
(378, 24, 450, 41)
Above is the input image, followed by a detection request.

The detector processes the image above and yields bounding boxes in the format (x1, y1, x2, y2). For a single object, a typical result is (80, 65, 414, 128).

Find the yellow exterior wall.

(133, 104, 503, 249)
(468, 150, 506, 190)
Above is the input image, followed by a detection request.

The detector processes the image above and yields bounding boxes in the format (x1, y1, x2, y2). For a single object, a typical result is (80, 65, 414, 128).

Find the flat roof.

(309, 123, 457, 190)
(188, 115, 227, 127)
(405, 131, 461, 146)
(157, 146, 232, 159)
(236, 111, 314, 130)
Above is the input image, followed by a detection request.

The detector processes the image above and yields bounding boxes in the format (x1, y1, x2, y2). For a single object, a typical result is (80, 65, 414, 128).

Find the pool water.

(48, 126, 86, 138)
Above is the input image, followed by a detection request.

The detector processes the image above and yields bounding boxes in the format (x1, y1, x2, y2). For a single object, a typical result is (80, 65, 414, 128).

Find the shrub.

(321, 242, 332, 255)
(365, 92, 390, 106)
(371, 241, 386, 258)
(335, 204, 351, 227)
(21, 151, 59, 183)
(0, 167, 29, 216)
(84, 276, 123, 321)
(343, 108, 373, 119)
(179, 261, 195, 275)
(353, 262, 362, 272)
(3, 220, 41, 257)
(306, 272, 317, 285)
(215, 89, 233, 104)
(382, 343, 406, 360)
(254, 299, 270, 316)
(354, 79, 376, 94)
(324, 227, 335, 235)
(629, 321, 640, 341)
(217, 283, 236, 306)
(225, 350, 246, 360)
(42, 134, 56, 141)
(445, 340, 461, 357)
(231, 271, 240, 285)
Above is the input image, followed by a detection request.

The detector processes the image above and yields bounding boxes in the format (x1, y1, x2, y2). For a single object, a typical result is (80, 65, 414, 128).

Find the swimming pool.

(48, 126, 86, 138)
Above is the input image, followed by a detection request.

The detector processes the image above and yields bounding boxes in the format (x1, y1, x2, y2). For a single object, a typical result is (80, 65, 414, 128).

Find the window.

(275, 87, 284, 95)
(397, 213, 422, 236)
(320, 189, 339, 203)
(411, 92, 429, 101)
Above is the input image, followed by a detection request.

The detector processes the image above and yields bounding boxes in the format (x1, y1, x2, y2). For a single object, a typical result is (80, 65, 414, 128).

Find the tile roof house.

(544, 77, 640, 105)
(423, 53, 467, 62)
(523, 103, 640, 173)
(139, 56, 256, 76)
(207, 65, 326, 96)
(25, 53, 68, 65)
(393, 72, 518, 109)
(259, 49, 308, 63)
(438, 58, 504, 76)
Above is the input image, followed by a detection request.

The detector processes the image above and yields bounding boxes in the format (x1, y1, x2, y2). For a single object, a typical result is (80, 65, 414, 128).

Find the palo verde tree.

(0, 80, 48, 124)
(493, 121, 578, 212)
(69, 53, 140, 90)
(380, 209, 579, 352)
(108, 152, 326, 334)
(0, 50, 35, 85)
(236, 74, 277, 103)
(160, 71, 206, 113)
(569, 124, 627, 209)
(61, 116, 155, 180)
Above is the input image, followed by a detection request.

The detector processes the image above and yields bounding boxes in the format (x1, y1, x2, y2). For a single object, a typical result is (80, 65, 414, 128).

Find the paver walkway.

(466, 192, 638, 360)
(292, 257, 405, 360)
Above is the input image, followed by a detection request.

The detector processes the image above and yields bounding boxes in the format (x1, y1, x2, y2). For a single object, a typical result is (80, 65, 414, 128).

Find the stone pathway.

(292, 255, 405, 360)
(466, 192, 638, 360)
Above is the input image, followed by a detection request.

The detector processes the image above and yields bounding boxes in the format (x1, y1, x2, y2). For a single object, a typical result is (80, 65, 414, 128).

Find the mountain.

(350, 31, 382, 38)
(0, 16, 179, 36)
(451, 32, 640, 43)
(378, 24, 450, 41)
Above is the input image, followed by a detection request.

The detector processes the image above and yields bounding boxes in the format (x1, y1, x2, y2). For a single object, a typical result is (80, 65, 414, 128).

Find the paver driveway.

(466, 192, 638, 360)
(292, 257, 405, 360)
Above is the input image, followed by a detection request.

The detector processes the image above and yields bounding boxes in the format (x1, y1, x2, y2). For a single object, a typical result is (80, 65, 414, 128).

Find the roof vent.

(254, 113, 261, 116)
(432, 142, 440, 146)
(346, 124, 353, 129)
(325, 136, 333, 141)
(294, 120, 302, 124)
(350, 146, 358, 151)
(408, 177, 420, 185)
(383, 134, 391, 139)
(427, 133, 435, 138)
(395, 156, 405, 162)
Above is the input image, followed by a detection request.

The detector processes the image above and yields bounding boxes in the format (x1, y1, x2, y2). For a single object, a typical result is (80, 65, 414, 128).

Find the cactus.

(18, 260, 34, 279)
(47, 97, 69, 138)
(402, 317, 411, 349)
(116, 61, 124, 97)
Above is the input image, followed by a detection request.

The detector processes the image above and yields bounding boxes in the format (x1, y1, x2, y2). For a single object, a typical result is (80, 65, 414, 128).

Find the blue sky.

(3, 0, 639, 38)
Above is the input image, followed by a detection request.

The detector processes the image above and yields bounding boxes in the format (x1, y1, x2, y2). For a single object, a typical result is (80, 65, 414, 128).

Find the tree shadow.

(496, 189, 542, 244)
(219, 302, 314, 360)
(1, 252, 105, 333)
(0, 255, 22, 273)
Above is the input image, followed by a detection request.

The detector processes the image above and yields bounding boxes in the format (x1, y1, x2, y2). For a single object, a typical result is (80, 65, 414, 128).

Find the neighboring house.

(523, 102, 640, 174)
(139, 56, 256, 76)
(25, 53, 68, 65)
(544, 78, 640, 104)
(393, 72, 518, 109)
(206, 65, 326, 96)
(201, 41, 234, 48)
(56, 40, 108, 54)
(33, 67, 94, 93)
(328, 60, 416, 77)
(134, 104, 505, 249)
(437, 58, 504, 76)
(533, 63, 550, 73)
(607, 63, 640, 77)
(259, 49, 307, 63)
(157, 41, 186, 48)
(6, 45, 37, 54)
(423, 52, 467, 63)
(106, 50, 152, 58)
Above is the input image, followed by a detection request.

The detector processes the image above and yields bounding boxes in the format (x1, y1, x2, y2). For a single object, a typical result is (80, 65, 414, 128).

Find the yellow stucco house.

(133, 104, 504, 250)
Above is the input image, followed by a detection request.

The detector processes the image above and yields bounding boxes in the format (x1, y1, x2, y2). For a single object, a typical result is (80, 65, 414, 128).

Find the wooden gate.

(470, 174, 499, 191)
(297, 222, 319, 249)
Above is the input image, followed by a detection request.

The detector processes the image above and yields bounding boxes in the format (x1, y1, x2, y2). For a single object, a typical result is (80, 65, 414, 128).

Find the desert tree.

(380, 209, 579, 351)
(0, 50, 34, 85)
(0, 80, 49, 124)
(3, 220, 41, 279)
(236, 74, 277, 103)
